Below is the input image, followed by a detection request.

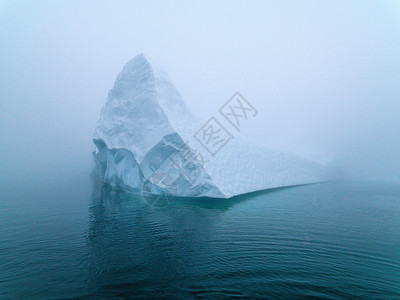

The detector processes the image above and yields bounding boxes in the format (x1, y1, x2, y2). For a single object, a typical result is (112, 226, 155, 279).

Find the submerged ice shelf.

(93, 54, 336, 198)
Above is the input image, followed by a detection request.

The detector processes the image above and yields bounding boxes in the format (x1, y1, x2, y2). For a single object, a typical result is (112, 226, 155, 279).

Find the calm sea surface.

(1, 172, 399, 299)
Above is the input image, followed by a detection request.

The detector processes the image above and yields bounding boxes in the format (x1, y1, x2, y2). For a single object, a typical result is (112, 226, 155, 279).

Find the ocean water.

(1, 173, 399, 299)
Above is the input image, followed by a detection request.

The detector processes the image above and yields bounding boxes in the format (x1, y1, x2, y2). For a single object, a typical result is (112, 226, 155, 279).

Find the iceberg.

(93, 54, 335, 198)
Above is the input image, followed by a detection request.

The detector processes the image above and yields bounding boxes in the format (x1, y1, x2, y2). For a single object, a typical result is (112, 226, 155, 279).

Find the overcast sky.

(1, 0, 399, 184)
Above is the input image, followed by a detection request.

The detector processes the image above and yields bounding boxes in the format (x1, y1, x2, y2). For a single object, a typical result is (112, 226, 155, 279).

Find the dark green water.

(1, 173, 399, 299)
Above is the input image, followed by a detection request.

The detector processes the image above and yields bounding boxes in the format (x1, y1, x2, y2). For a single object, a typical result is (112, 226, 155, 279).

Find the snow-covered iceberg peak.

(94, 53, 195, 163)
(94, 53, 336, 199)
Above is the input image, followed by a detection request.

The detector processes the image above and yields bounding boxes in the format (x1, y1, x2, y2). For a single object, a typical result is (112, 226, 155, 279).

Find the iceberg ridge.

(93, 54, 336, 198)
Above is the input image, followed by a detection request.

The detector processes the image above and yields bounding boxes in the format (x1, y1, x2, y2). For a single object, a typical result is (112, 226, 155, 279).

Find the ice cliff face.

(94, 54, 335, 198)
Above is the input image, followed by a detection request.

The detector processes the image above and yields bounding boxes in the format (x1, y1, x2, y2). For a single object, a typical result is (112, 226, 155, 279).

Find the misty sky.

(1, 0, 399, 185)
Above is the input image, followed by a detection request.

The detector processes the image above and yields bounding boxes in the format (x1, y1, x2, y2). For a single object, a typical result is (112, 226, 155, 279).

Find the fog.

(1, 0, 399, 186)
